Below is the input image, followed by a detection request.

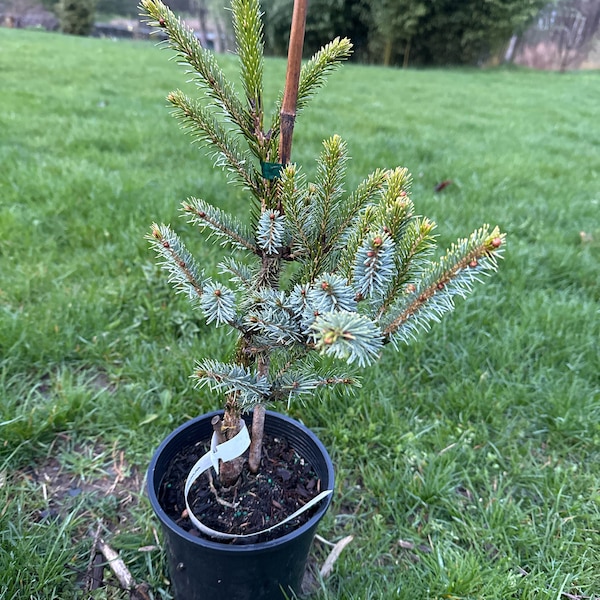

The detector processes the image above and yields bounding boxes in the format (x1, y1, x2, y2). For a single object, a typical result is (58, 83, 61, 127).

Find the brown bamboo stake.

(278, 0, 308, 166)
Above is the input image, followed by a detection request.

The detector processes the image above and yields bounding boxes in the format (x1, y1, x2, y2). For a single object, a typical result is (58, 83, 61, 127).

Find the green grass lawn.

(1, 27, 599, 599)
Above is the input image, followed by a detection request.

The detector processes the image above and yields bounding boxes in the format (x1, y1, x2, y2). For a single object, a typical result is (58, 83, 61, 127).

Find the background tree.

(402, 0, 550, 65)
(263, 0, 371, 60)
(55, 0, 95, 35)
(95, 0, 138, 17)
(264, 0, 550, 66)
(37, 0, 57, 11)
(368, 0, 426, 67)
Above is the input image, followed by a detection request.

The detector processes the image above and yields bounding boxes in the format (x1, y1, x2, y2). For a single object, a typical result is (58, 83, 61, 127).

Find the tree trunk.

(214, 13, 224, 53)
(403, 37, 411, 69)
(503, 34, 518, 64)
(248, 403, 266, 473)
(198, 1, 209, 48)
(248, 353, 269, 473)
(383, 38, 393, 67)
(217, 399, 245, 487)
(193, 0, 209, 48)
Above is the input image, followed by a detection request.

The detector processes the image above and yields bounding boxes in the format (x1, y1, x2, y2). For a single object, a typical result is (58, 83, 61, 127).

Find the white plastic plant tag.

(183, 422, 332, 540)
(184, 421, 251, 500)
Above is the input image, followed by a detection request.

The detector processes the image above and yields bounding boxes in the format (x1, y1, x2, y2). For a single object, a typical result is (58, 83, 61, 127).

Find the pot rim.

(147, 409, 334, 553)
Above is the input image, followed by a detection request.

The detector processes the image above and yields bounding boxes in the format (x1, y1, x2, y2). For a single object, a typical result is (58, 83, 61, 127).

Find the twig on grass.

(97, 538, 133, 588)
(96, 537, 151, 600)
(302, 534, 355, 595)
(318, 534, 354, 579)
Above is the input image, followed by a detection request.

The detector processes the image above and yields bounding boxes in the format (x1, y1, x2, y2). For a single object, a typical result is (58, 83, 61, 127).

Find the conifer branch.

(200, 281, 237, 325)
(296, 38, 353, 112)
(148, 223, 206, 302)
(219, 257, 257, 289)
(314, 136, 348, 240)
(140, 0, 253, 139)
(307, 274, 358, 314)
(168, 90, 259, 194)
(376, 169, 413, 242)
(302, 135, 349, 280)
(288, 282, 316, 330)
(270, 349, 361, 404)
(336, 205, 379, 280)
(256, 209, 286, 255)
(242, 288, 303, 346)
(329, 169, 388, 275)
(381, 167, 412, 204)
(383, 227, 505, 344)
(279, 165, 311, 259)
(270, 372, 359, 404)
(194, 359, 270, 408)
(269, 37, 353, 153)
(376, 217, 436, 318)
(256, 254, 282, 289)
(244, 313, 304, 347)
(231, 0, 264, 125)
(312, 311, 384, 367)
(352, 232, 396, 300)
(243, 295, 297, 343)
(183, 197, 259, 254)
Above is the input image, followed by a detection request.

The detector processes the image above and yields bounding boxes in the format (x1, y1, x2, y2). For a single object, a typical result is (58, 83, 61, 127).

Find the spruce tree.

(141, 0, 505, 486)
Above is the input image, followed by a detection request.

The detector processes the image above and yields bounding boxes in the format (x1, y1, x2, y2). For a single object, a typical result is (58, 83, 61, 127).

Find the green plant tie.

(260, 161, 284, 180)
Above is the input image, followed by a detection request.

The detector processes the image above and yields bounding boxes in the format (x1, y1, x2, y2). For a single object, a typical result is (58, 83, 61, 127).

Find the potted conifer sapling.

(141, 1, 505, 598)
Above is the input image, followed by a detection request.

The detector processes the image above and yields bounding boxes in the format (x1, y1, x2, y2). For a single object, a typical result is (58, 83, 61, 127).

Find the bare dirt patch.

(16, 435, 142, 526)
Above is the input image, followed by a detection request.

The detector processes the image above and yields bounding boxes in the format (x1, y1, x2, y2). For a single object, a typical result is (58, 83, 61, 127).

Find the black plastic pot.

(147, 410, 335, 600)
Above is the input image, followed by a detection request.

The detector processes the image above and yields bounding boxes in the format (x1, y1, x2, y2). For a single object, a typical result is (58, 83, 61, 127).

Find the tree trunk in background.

(504, 34, 518, 63)
(383, 38, 393, 66)
(403, 37, 412, 68)
(214, 13, 224, 52)
(194, 0, 208, 47)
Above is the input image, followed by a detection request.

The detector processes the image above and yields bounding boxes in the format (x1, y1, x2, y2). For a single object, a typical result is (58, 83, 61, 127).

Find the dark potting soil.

(158, 434, 323, 544)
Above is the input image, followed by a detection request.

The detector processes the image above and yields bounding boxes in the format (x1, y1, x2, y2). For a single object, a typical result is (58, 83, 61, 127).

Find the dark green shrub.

(55, 0, 96, 36)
